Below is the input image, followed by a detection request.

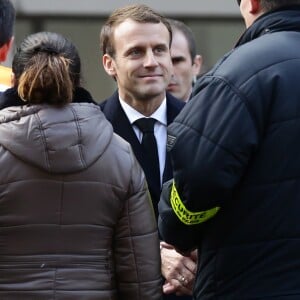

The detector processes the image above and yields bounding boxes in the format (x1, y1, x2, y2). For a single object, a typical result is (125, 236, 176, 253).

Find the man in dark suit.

(99, 4, 196, 299)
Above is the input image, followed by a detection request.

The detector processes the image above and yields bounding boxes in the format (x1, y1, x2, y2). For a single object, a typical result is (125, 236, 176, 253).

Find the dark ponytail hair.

(12, 32, 81, 105)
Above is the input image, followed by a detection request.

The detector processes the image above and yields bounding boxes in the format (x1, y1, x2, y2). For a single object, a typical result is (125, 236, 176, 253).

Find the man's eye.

(130, 49, 141, 56)
(155, 47, 166, 53)
(172, 57, 185, 64)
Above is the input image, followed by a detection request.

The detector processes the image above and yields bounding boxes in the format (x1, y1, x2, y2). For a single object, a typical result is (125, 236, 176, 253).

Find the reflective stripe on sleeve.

(170, 180, 220, 225)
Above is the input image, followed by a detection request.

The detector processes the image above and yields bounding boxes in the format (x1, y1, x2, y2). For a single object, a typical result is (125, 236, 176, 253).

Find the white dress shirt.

(119, 97, 167, 185)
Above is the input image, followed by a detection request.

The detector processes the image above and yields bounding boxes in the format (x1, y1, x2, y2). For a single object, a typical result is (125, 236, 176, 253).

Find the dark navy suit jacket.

(100, 91, 184, 218)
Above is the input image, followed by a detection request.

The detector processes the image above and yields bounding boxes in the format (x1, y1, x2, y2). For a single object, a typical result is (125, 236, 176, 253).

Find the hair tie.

(34, 45, 59, 55)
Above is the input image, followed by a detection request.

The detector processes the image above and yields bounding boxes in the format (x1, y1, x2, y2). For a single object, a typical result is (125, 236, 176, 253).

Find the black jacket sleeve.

(158, 76, 260, 250)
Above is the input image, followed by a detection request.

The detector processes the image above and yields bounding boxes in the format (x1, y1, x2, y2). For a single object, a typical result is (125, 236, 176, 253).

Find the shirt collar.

(119, 96, 167, 126)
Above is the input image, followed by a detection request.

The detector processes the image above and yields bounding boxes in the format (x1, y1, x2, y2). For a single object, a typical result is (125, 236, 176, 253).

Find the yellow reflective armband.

(170, 181, 220, 225)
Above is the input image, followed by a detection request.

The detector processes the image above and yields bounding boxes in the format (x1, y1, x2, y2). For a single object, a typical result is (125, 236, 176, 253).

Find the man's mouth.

(167, 83, 177, 89)
(139, 74, 162, 78)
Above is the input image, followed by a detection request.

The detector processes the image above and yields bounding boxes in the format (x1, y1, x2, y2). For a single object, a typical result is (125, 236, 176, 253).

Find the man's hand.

(160, 241, 197, 295)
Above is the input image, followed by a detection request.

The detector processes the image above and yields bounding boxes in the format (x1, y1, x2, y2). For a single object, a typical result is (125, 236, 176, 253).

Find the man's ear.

(192, 55, 202, 78)
(249, 0, 260, 14)
(0, 37, 13, 62)
(103, 54, 117, 77)
(242, 0, 263, 28)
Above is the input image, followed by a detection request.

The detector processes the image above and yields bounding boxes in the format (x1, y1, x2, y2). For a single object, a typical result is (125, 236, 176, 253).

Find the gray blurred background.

(9, 0, 245, 102)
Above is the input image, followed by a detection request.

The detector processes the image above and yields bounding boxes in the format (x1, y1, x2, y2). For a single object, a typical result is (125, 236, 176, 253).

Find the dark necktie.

(134, 118, 161, 189)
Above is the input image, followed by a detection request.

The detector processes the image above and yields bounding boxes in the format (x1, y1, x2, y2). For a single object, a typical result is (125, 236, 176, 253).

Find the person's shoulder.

(99, 90, 119, 110)
(166, 92, 185, 109)
(99, 98, 107, 109)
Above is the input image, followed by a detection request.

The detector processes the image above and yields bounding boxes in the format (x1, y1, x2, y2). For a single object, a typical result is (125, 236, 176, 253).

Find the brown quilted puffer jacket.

(0, 102, 162, 299)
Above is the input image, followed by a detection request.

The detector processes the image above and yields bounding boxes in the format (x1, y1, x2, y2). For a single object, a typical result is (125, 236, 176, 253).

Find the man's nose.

(144, 50, 159, 67)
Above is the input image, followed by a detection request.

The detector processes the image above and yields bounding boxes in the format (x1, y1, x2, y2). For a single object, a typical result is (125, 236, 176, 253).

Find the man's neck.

(119, 92, 166, 117)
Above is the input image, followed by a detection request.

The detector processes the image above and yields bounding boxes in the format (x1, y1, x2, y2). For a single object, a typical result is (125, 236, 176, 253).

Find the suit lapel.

(163, 93, 185, 182)
(101, 92, 141, 151)
(101, 92, 160, 193)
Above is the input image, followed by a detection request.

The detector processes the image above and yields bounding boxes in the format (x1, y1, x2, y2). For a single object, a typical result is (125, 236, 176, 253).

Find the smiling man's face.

(103, 18, 172, 105)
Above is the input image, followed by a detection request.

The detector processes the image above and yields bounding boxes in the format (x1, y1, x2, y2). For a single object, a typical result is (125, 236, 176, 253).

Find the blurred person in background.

(167, 19, 202, 102)
(0, 0, 15, 92)
(0, 31, 161, 300)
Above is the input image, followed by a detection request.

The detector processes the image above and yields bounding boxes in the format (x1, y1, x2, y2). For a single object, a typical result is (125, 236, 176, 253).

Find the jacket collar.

(0, 87, 97, 110)
(236, 6, 300, 47)
(102, 90, 184, 126)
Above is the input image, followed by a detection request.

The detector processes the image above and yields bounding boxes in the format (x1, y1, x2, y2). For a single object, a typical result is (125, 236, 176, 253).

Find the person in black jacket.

(159, 0, 300, 299)
(0, 0, 14, 62)
(0, 0, 15, 92)
(99, 4, 196, 299)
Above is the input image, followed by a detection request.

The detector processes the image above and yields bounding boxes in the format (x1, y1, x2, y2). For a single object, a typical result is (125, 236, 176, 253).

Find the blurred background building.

(10, 0, 244, 101)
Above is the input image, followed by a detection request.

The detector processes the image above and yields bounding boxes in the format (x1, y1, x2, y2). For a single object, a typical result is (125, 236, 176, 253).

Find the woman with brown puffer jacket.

(0, 31, 162, 300)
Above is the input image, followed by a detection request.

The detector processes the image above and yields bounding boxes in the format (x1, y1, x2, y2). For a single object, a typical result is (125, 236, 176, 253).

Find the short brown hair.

(100, 4, 172, 58)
